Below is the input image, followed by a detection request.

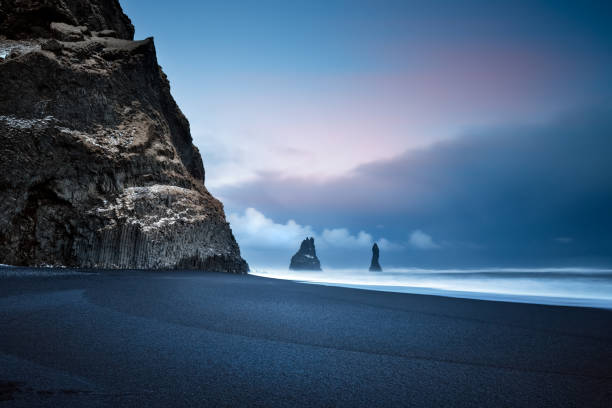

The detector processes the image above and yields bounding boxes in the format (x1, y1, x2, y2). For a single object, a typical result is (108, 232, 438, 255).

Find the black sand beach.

(1, 268, 611, 407)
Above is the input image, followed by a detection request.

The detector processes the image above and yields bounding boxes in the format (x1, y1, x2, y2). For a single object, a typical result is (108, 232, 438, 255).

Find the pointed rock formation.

(289, 237, 322, 271)
(0, 0, 248, 273)
(369, 243, 382, 271)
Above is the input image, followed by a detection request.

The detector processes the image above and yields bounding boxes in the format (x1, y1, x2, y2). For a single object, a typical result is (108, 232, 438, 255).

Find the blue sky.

(121, 0, 612, 268)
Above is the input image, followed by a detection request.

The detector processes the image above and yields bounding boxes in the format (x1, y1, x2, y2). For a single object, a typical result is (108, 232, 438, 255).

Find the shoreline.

(250, 267, 612, 310)
(296, 280, 612, 309)
(3, 263, 612, 309)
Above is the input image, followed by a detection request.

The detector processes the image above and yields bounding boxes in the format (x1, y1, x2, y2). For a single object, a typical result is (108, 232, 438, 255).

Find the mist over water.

(251, 267, 612, 309)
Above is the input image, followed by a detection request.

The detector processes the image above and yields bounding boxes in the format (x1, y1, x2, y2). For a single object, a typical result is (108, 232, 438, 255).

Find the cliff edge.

(0, 0, 248, 273)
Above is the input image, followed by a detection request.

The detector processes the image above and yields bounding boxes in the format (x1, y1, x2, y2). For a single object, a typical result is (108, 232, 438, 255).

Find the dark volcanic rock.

(369, 243, 382, 271)
(0, 0, 248, 273)
(289, 237, 322, 271)
(50, 21, 87, 41)
(0, 0, 134, 40)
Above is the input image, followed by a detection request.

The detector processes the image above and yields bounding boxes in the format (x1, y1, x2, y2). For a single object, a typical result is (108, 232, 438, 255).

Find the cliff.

(0, 0, 248, 273)
(289, 237, 322, 271)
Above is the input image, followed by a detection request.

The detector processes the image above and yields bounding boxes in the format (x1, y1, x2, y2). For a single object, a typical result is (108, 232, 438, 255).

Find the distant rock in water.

(289, 237, 322, 271)
(369, 243, 382, 271)
(0, 0, 248, 273)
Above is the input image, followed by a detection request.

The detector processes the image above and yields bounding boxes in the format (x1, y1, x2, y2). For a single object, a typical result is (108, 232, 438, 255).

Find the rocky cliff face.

(0, 0, 248, 273)
(369, 243, 382, 272)
(289, 237, 322, 271)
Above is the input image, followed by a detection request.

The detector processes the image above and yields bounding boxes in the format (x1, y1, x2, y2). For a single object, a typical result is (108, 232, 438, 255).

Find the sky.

(121, 0, 612, 268)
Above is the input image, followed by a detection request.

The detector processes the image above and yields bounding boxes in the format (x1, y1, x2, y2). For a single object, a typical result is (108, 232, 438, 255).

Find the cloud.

(321, 228, 372, 249)
(378, 238, 403, 251)
(409, 230, 439, 250)
(220, 109, 612, 266)
(228, 207, 396, 251)
(227, 208, 314, 249)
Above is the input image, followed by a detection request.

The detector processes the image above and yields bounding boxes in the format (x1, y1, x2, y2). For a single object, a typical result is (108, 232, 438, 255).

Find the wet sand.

(1, 267, 611, 407)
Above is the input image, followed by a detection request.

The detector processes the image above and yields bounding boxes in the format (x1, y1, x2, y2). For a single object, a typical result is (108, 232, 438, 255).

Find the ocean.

(251, 267, 612, 309)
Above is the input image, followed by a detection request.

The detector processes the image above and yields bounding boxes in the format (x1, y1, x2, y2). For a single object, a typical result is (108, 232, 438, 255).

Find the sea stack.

(0, 0, 248, 273)
(289, 237, 322, 271)
(369, 243, 382, 271)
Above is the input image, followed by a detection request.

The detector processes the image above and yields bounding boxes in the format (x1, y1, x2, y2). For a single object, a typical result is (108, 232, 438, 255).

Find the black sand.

(1, 268, 611, 407)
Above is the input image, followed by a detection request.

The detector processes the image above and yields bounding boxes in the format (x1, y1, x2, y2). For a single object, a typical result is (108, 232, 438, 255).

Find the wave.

(250, 266, 612, 309)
